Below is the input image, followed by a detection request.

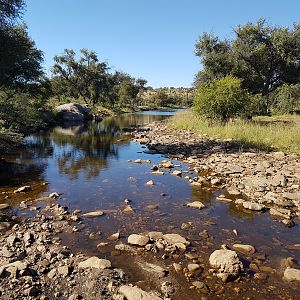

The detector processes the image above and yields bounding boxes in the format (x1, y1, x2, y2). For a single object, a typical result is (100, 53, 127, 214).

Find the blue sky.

(24, 0, 299, 87)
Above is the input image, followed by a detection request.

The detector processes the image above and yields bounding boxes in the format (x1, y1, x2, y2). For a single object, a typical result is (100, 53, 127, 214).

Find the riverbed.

(1, 110, 300, 299)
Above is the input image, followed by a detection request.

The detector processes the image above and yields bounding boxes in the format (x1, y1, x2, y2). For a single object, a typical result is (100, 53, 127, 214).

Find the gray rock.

(186, 201, 205, 209)
(119, 285, 162, 300)
(163, 233, 189, 246)
(242, 201, 265, 211)
(283, 267, 300, 282)
(0, 203, 9, 210)
(233, 244, 256, 254)
(78, 256, 111, 269)
(128, 234, 149, 246)
(55, 103, 91, 122)
(138, 262, 167, 278)
(209, 249, 243, 282)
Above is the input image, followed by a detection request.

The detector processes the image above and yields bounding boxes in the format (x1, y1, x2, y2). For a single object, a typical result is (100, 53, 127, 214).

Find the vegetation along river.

(1, 110, 300, 299)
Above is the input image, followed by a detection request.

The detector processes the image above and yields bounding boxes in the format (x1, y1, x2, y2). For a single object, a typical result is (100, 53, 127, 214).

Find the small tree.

(193, 75, 252, 122)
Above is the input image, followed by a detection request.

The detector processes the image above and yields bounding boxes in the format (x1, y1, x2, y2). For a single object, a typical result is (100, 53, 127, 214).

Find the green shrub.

(193, 75, 252, 122)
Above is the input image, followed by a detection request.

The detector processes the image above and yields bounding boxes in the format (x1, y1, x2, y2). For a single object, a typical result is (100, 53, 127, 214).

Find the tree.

(0, 0, 43, 89)
(273, 84, 300, 114)
(52, 49, 110, 106)
(193, 75, 252, 122)
(195, 19, 300, 113)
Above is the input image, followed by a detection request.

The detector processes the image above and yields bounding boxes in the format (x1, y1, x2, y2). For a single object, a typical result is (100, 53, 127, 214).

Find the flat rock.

(0, 203, 9, 210)
(82, 210, 104, 217)
(186, 201, 205, 209)
(146, 180, 154, 186)
(128, 234, 149, 246)
(233, 244, 256, 254)
(14, 185, 31, 193)
(163, 233, 189, 246)
(138, 262, 167, 278)
(172, 170, 182, 176)
(242, 201, 265, 211)
(149, 231, 164, 240)
(78, 256, 111, 269)
(283, 267, 300, 282)
(119, 285, 162, 300)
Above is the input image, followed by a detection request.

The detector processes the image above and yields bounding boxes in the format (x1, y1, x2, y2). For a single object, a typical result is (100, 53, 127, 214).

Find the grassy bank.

(169, 110, 300, 154)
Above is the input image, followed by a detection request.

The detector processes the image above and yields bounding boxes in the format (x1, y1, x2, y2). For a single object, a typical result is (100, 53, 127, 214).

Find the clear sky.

(24, 0, 300, 88)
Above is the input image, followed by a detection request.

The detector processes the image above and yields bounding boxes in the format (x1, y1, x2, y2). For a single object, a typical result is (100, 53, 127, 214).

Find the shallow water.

(1, 110, 300, 299)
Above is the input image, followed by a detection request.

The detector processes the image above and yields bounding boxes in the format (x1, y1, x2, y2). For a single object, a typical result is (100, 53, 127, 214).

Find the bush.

(193, 75, 253, 122)
(272, 84, 300, 114)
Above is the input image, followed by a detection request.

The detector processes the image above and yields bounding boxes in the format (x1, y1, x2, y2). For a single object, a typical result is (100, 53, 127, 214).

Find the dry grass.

(169, 110, 300, 154)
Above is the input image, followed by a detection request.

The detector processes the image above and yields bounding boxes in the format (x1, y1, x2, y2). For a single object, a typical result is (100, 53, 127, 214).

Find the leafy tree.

(193, 75, 252, 122)
(273, 83, 300, 114)
(52, 49, 110, 106)
(195, 19, 300, 113)
(0, 0, 43, 89)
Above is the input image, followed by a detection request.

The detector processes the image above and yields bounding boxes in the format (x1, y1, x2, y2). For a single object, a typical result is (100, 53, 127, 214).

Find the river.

(0, 110, 300, 299)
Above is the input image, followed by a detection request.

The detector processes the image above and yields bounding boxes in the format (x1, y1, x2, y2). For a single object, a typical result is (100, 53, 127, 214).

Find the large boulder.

(55, 103, 92, 122)
(209, 249, 244, 282)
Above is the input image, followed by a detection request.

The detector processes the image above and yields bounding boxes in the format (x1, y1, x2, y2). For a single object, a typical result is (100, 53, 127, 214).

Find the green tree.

(52, 49, 110, 106)
(193, 75, 252, 122)
(273, 84, 300, 114)
(195, 19, 300, 113)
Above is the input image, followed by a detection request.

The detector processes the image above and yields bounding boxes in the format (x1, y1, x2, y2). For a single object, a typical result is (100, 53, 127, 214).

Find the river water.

(0, 111, 300, 299)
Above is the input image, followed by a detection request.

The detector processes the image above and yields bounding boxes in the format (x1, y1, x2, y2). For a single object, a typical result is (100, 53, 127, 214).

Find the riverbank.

(133, 119, 300, 223)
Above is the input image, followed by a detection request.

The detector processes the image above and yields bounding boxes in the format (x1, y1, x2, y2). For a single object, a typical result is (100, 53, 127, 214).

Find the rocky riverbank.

(133, 120, 300, 224)
(0, 200, 167, 300)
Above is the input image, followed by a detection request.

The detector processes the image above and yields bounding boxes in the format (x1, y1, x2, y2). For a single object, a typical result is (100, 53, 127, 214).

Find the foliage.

(170, 110, 300, 154)
(0, 0, 43, 89)
(193, 76, 252, 122)
(195, 19, 300, 113)
(272, 84, 300, 114)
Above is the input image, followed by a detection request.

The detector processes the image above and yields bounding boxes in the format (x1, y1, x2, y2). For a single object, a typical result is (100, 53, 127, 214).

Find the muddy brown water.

(1, 111, 300, 299)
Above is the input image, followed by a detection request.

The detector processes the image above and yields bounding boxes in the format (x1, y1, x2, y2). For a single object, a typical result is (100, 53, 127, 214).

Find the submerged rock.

(82, 210, 104, 217)
(186, 201, 205, 209)
(163, 233, 189, 246)
(242, 201, 265, 211)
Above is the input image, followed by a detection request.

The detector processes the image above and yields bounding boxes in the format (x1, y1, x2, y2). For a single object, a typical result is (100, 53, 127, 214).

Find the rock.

(115, 243, 135, 252)
(211, 178, 225, 185)
(146, 180, 154, 186)
(151, 165, 159, 171)
(123, 205, 134, 213)
(283, 267, 300, 282)
(55, 103, 91, 122)
(173, 263, 182, 272)
(160, 161, 174, 168)
(134, 159, 142, 163)
(82, 210, 104, 217)
(57, 265, 70, 277)
(233, 244, 256, 254)
(270, 174, 286, 187)
(138, 262, 167, 278)
(49, 192, 60, 199)
(186, 201, 205, 209)
(283, 192, 300, 201)
(24, 231, 34, 245)
(108, 232, 120, 241)
(128, 234, 149, 246)
(0, 203, 9, 210)
(227, 189, 241, 195)
(242, 201, 265, 211)
(270, 208, 291, 219)
(188, 263, 200, 272)
(97, 242, 109, 248)
(163, 233, 189, 246)
(149, 231, 164, 240)
(119, 285, 162, 300)
(191, 281, 209, 293)
(151, 170, 164, 175)
(146, 204, 158, 211)
(172, 170, 182, 176)
(209, 249, 243, 282)
(14, 185, 31, 193)
(78, 256, 111, 269)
